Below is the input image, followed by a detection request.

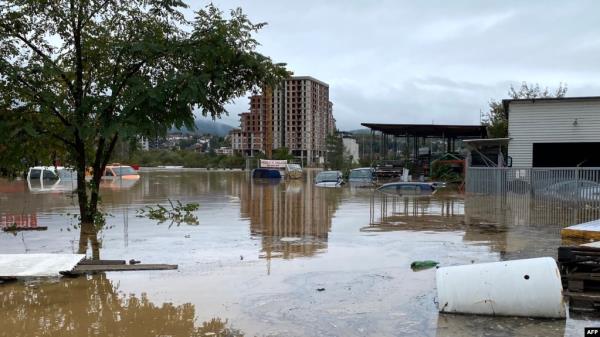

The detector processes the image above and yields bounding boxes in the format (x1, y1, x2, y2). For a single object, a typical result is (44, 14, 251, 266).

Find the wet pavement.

(0, 169, 599, 336)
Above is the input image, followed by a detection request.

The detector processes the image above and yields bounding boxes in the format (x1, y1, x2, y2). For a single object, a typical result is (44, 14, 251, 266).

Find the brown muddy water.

(0, 169, 598, 337)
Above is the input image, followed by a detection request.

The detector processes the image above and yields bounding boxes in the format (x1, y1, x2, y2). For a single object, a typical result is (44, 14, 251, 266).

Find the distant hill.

(346, 128, 372, 135)
(170, 119, 234, 137)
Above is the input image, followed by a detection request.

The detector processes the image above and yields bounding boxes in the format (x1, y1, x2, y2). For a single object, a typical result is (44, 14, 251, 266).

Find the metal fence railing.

(466, 167, 600, 207)
(466, 167, 600, 228)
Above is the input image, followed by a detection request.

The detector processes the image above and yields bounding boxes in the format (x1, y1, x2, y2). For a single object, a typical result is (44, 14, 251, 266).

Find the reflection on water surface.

(0, 275, 242, 337)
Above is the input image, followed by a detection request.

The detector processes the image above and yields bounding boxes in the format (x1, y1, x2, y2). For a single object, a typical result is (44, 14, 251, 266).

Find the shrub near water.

(130, 150, 245, 169)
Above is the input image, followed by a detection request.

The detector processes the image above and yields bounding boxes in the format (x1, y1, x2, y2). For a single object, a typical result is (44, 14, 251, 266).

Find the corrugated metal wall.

(508, 100, 600, 167)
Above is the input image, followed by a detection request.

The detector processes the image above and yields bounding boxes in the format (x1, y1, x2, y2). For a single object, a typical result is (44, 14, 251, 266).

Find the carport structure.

(360, 123, 487, 162)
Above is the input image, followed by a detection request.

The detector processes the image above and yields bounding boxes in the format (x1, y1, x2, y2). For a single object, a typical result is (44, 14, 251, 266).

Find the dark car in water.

(537, 180, 600, 202)
(348, 167, 375, 187)
(252, 168, 282, 179)
(376, 182, 436, 196)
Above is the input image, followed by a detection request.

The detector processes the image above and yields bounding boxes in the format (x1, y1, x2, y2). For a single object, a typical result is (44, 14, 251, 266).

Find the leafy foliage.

(0, 1, 288, 223)
(137, 199, 200, 227)
(126, 149, 246, 169)
(430, 161, 461, 183)
(272, 147, 295, 161)
(484, 82, 567, 138)
(325, 134, 353, 173)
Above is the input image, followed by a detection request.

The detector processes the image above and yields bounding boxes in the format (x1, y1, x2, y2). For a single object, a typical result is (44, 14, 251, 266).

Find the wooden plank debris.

(78, 259, 126, 265)
(61, 263, 178, 276)
(561, 219, 600, 241)
(2, 226, 48, 232)
(0, 254, 85, 277)
(0, 254, 177, 280)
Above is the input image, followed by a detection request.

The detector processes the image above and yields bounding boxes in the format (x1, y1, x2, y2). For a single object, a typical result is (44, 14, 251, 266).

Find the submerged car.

(103, 164, 140, 180)
(27, 166, 77, 193)
(252, 168, 282, 179)
(315, 170, 344, 187)
(376, 182, 436, 196)
(285, 164, 303, 179)
(537, 180, 600, 202)
(348, 167, 375, 187)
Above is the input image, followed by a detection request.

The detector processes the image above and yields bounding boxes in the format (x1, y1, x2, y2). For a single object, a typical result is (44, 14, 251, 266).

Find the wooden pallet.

(559, 245, 600, 313)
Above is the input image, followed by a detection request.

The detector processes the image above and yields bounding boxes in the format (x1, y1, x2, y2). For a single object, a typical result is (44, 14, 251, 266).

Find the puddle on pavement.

(0, 170, 598, 336)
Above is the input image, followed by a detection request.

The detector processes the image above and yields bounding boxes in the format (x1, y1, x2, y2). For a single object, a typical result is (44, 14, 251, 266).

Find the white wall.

(508, 99, 600, 167)
(342, 137, 360, 163)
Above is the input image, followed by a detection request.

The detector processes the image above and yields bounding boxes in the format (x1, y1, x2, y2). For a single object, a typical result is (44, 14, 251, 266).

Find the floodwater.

(0, 169, 597, 337)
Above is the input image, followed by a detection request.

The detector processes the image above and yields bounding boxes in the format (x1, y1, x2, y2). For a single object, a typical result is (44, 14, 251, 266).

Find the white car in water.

(26, 166, 77, 193)
(315, 170, 344, 188)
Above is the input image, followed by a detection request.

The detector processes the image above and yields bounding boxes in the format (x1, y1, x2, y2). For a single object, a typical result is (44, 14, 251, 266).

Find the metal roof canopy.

(360, 123, 486, 138)
(463, 138, 511, 149)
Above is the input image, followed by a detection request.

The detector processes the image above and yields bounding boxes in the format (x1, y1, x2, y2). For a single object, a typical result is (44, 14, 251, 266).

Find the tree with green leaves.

(0, 1, 288, 226)
(325, 133, 347, 171)
(484, 82, 567, 138)
(272, 147, 294, 161)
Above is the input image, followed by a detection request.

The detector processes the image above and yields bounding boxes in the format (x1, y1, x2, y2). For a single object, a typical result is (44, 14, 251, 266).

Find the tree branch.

(103, 60, 147, 116)
(0, 23, 76, 98)
(11, 72, 72, 127)
(101, 133, 119, 169)
(38, 129, 77, 147)
(81, 0, 112, 28)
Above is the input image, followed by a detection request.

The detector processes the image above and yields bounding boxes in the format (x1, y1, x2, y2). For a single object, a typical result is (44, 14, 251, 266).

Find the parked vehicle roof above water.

(27, 166, 77, 193)
(376, 182, 436, 195)
(104, 164, 139, 179)
(285, 164, 302, 171)
(538, 179, 600, 202)
(349, 167, 374, 181)
(27, 166, 67, 181)
(252, 168, 282, 179)
(315, 171, 343, 183)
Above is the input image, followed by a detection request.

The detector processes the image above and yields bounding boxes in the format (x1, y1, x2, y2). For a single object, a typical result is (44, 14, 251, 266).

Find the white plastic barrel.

(436, 257, 565, 318)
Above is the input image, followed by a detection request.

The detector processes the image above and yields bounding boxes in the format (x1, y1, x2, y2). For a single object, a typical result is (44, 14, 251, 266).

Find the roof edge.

(503, 96, 600, 116)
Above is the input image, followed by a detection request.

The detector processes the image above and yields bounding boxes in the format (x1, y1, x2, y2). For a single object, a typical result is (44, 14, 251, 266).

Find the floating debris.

(280, 237, 301, 242)
(436, 257, 565, 318)
(410, 260, 439, 271)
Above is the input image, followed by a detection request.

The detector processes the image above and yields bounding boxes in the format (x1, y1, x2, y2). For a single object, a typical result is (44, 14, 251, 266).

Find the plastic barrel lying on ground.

(436, 257, 565, 318)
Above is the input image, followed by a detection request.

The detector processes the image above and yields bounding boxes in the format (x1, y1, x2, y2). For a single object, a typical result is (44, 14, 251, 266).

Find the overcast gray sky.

(187, 0, 600, 131)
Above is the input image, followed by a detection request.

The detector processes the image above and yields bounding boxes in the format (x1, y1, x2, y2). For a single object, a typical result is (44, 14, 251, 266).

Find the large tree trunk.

(78, 222, 101, 260)
(74, 134, 118, 260)
(75, 137, 91, 224)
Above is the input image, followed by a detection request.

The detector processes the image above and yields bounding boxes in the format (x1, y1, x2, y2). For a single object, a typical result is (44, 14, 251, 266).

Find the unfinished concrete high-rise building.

(230, 76, 336, 165)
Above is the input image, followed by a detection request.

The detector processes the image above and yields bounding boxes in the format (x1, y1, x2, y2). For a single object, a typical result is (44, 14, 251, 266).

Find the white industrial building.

(505, 97, 600, 168)
(342, 135, 360, 164)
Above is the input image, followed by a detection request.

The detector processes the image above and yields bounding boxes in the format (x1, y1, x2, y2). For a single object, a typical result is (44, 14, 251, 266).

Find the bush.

(430, 161, 462, 182)
(127, 150, 245, 169)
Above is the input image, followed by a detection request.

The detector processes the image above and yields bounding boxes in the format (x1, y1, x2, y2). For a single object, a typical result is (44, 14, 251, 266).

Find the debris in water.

(436, 257, 565, 318)
(410, 260, 439, 271)
(280, 237, 301, 242)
